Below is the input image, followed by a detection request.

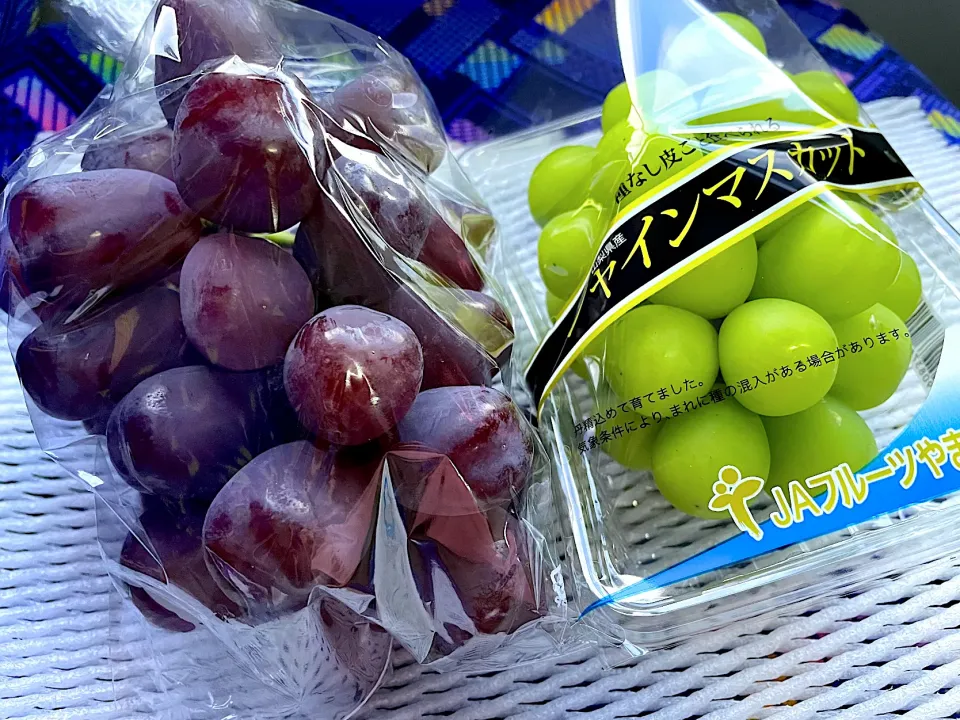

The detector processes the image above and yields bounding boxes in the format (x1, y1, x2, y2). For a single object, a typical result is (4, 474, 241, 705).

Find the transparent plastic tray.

(461, 108, 960, 651)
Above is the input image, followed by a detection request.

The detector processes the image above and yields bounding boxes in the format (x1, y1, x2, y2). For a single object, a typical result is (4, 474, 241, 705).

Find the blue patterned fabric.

(0, 0, 958, 178)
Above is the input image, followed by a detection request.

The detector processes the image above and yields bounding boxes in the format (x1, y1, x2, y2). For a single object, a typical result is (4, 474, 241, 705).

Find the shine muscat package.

(0, 0, 567, 715)
(483, 0, 960, 652)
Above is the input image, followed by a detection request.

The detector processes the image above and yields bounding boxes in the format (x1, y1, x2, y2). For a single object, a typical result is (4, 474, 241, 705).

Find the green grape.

(791, 70, 861, 125)
(603, 305, 719, 409)
(537, 207, 604, 300)
(602, 71, 696, 132)
(650, 236, 758, 319)
(589, 129, 701, 210)
(664, 12, 767, 87)
(586, 121, 642, 211)
(754, 208, 795, 246)
(715, 12, 768, 55)
(719, 299, 839, 416)
(751, 199, 902, 320)
(879, 252, 923, 322)
(528, 145, 597, 227)
(595, 120, 646, 168)
(545, 290, 567, 324)
(596, 385, 661, 471)
(830, 303, 913, 410)
(652, 396, 770, 519)
(763, 395, 878, 497)
(602, 83, 633, 135)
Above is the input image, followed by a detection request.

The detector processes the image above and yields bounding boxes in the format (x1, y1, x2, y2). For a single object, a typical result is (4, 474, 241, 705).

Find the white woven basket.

(6, 97, 960, 720)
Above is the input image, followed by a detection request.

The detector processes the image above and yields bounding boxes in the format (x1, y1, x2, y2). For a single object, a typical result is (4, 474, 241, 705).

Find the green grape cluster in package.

(467, 0, 960, 653)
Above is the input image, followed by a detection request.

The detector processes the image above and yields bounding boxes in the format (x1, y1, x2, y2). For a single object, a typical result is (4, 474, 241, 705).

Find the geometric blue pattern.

(407, 0, 502, 76)
(3, 0, 960, 174)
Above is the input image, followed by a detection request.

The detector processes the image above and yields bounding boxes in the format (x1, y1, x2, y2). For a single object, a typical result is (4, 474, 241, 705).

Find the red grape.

(439, 514, 543, 634)
(380, 286, 496, 390)
(180, 233, 314, 371)
(284, 306, 423, 446)
(320, 64, 446, 173)
(173, 72, 326, 233)
(0, 241, 26, 316)
(419, 213, 483, 291)
(396, 386, 534, 505)
(433, 510, 540, 636)
(203, 441, 380, 607)
(328, 154, 431, 259)
(107, 366, 292, 498)
(292, 154, 431, 308)
(81, 128, 174, 180)
(82, 406, 114, 436)
(387, 448, 487, 522)
(16, 281, 191, 422)
(8, 169, 201, 300)
(121, 498, 240, 631)
(129, 586, 196, 633)
(293, 195, 400, 308)
(153, 0, 280, 123)
(386, 449, 519, 586)
(426, 194, 496, 253)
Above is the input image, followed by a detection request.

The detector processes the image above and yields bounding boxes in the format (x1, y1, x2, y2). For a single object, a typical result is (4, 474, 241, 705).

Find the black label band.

(526, 126, 918, 415)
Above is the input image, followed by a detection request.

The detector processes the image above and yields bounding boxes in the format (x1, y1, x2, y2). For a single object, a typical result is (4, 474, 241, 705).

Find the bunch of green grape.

(530, 11, 925, 520)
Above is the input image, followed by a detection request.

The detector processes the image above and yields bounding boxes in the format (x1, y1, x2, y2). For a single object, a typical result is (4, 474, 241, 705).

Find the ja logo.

(708, 466, 765, 541)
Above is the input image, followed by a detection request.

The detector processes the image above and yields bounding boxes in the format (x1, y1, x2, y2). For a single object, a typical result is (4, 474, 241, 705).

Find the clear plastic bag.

(55, 0, 155, 57)
(0, 0, 565, 716)
(474, 0, 960, 655)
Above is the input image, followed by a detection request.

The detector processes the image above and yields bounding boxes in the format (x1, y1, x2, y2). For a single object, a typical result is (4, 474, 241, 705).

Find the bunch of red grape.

(3, 0, 541, 650)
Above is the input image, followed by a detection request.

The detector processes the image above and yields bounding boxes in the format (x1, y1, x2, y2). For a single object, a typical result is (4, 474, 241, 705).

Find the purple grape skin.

(203, 441, 380, 606)
(173, 72, 326, 233)
(0, 241, 27, 316)
(420, 213, 483, 291)
(121, 499, 240, 632)
(396, 386, 534, 505)
(397, 474, 540, 637)
(7, 169, 201, 301)
(319, 64, 446, 173)
(82, 405, 115, 436)
(293, 194, 397, 308)
(129, 587, 196, 633)
(284, 306, 423, 446)
(329, 155, 431, 259)
(16, 282, 191, 422)
(380, 286, 496, 390)
(436, 512, 540, 635)
(107, 366, 293, 499)
(292, 154, 429, 307)
(81, 128, 175, 180)
(153, 0, 280, 124)
(180, 233, 315, 371)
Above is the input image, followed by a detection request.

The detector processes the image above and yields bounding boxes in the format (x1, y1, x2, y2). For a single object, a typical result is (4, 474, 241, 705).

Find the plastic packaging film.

(55, 0, 155, 57)
(0, 0, 566, 716)
(476, 0, 960, 655)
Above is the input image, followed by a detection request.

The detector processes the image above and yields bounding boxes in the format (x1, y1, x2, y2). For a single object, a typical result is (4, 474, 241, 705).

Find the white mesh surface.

(6, 97, 960, 720)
